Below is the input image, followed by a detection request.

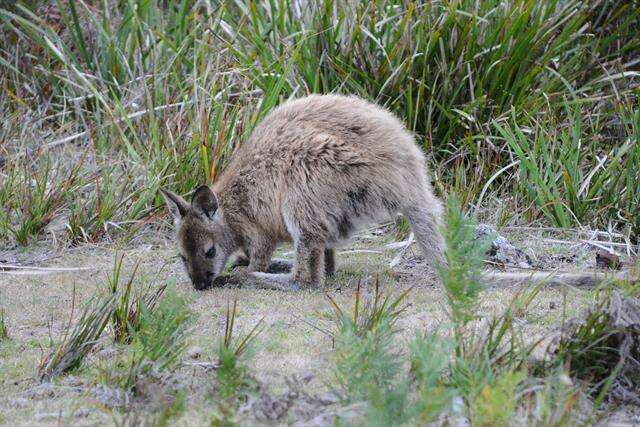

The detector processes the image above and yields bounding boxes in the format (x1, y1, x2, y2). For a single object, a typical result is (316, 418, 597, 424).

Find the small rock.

(75, 408, 90, 418)
(187, 346, 203, 359)
(10, 398, 29, 408)
(35, 412, 65, 422)
(596, 250, 622, 270)
(24, 383, 56, 399)
(475, 224, 532, 268)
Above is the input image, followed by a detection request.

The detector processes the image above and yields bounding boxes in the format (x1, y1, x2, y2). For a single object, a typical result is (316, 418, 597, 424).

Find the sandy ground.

(0, 225, 636, 426)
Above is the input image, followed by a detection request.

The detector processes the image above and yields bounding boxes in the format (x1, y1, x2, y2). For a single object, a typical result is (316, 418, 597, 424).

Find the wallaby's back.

(214, 94, 445, 265)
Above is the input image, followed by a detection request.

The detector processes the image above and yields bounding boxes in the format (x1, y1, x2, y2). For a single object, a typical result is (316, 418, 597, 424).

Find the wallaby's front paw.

(230, 255, 250, 270)
(266, 259, 293, 274)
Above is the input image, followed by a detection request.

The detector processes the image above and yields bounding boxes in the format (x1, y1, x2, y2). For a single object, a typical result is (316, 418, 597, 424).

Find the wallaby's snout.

(160, 185, 233, 290)
(189, 267, 216, 290)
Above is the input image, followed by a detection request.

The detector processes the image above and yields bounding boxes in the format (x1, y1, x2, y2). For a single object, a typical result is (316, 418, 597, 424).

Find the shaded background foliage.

(0, 0, 639, 245)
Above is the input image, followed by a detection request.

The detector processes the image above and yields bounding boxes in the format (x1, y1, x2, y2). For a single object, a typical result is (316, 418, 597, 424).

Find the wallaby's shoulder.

(248, 94, 409, 152)
(258, 94, 397, 129)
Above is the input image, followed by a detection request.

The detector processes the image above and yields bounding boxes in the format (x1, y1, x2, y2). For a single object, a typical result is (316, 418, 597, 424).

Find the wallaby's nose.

(192, 272, 215, 291)
(194, 280, 208, 290)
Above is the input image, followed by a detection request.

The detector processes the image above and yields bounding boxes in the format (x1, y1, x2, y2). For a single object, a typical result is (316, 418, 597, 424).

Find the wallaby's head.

(160, 185, 234, 290)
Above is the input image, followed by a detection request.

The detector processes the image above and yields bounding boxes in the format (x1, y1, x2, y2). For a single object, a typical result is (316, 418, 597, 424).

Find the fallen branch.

(483, 269, 637, 288)
(0, 264, 92, 272)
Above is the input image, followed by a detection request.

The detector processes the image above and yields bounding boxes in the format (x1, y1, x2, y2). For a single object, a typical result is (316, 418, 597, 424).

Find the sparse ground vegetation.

(1, 0, 639, 425)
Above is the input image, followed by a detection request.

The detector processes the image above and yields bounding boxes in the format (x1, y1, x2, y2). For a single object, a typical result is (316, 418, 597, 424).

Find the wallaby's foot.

(212, 271, 302, 291)
(249, 272, 304, 291)
(230, 256, 293, 273)
(266, 259, 293, 274)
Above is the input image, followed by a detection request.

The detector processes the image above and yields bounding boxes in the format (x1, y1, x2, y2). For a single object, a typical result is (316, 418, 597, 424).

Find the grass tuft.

(215, 298, 264, 401)
(38, 287, 114, 381)
(107, 254, 166, 344)
(326, 276, 410, 340)
(323, 197, 595, 424)
(439, 195, 491, 332)
(98, 282, 193, 392)
(0, 308, 8, 341)
(210, 298, 264, 425)
(552, 280, 640, 403)
(326, 278, 413, 424)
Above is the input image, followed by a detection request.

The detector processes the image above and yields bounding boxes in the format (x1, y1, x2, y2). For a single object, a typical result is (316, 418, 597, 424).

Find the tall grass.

(0, 0, 638, 246)
(496, 103, 640, 233)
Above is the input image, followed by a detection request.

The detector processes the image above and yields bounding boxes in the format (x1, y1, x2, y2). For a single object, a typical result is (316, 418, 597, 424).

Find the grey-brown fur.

(161, 94, 445, 290)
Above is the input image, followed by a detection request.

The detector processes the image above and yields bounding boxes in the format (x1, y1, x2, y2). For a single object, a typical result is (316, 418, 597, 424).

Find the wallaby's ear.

(191, 185, 218, 220)
(159, 188, 189, 226)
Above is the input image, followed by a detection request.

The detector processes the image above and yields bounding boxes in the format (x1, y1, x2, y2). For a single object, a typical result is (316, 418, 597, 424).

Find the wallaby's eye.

(205, 247, 216, 258)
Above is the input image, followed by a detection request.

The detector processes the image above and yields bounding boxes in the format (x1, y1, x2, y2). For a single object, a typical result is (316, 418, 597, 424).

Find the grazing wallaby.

(161, 94, 636, 291)
(161, 94, 445, 290)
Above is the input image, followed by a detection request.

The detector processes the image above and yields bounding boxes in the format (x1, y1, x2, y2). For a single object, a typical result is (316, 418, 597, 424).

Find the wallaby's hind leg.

(292, 236, 325, 288)
(246, 236, 325, 290)
(403, 192, 446, 267)
(324, 248, 335, 276)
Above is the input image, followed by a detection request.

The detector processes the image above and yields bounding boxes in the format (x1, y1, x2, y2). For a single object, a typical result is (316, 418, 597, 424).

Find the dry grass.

(0, 229, 618, 425)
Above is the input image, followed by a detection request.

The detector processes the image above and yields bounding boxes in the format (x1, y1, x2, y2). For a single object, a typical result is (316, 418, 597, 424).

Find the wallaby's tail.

(403, 191, 447, 268)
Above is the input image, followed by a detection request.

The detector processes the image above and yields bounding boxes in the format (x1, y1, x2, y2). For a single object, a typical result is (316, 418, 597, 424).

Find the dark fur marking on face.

(176, 213, 219, 289)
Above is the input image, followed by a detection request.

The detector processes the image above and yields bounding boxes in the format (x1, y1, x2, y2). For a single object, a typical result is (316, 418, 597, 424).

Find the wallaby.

(161, 94, 635, 290)
(161, 94, 444, 290)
